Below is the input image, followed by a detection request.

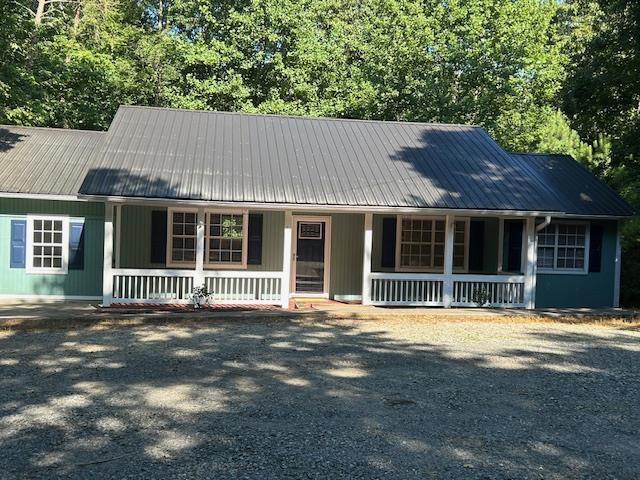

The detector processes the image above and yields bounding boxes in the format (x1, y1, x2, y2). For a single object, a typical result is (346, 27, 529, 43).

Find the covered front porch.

(101, 203, 541, 309)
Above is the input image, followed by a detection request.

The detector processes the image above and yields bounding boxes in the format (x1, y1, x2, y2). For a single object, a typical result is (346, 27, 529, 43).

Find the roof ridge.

(117, 105, 482, 129)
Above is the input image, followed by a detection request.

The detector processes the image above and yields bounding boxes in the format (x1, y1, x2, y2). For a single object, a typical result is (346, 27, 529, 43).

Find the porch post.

(524, 217, 537, 309)
(281, 211, 293, 309)
(194, 207, 205, 288)
(102, 202, 114, 306)
(443, 215, 455, 308)
(361, 213, 373, 305)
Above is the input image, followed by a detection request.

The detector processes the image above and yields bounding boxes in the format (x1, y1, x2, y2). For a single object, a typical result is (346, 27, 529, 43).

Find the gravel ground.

(0, 316, 639, 479)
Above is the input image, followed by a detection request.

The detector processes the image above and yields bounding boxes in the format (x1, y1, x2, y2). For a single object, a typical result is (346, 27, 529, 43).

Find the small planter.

(191, 285, 211, 309)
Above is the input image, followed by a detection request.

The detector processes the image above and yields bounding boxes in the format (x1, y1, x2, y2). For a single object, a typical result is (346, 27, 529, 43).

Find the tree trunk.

(34, 0, 46, 28)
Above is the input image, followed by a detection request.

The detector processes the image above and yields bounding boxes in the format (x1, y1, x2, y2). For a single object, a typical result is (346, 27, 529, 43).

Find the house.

(0, 106, 633, 309)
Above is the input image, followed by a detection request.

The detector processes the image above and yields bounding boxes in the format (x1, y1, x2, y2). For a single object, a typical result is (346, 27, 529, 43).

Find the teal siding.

(536, 221, 618, 308)
(0, 199, 104, 297)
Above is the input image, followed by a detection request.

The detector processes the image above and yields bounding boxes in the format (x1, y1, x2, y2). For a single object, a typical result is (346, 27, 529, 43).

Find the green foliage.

(0, 0, 638, 303)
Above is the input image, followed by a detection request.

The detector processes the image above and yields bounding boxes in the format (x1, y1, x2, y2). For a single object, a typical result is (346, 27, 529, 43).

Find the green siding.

(119, 205, 164, 269)
(119, 207, 284, 271)
(371, 214, 394, 272)
(0, 199, 104, 297)
(329, 213, 364, 298)
(249, 211, 283, 271)
(536, 221, 618, 308)
(480, 218, 500, 273)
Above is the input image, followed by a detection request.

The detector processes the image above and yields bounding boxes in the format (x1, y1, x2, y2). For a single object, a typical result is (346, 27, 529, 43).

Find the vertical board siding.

(0, 199, 104, 297)
(329, 213, 364, 298)
(536, 220, 618, 308)
(248, 211, 284, 272)
(119, 205, 165, 269)
(119, 206, 284, 271)
(371, 214, 396, 272)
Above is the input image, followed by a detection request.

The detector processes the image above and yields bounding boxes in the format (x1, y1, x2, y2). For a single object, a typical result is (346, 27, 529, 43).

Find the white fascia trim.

(0, 192, 92, 202)
(0, 294, 101, 301)
(78, 194, 569, 217)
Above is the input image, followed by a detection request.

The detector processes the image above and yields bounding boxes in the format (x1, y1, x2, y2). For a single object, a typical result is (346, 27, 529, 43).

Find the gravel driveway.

(1, 316, 639, 479)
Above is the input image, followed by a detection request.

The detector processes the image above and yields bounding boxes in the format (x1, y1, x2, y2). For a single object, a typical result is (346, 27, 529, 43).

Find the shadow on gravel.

(0, 316, 638, 479)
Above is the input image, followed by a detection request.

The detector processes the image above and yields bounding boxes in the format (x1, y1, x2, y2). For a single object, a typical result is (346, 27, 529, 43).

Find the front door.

(292, 217, 330, 295)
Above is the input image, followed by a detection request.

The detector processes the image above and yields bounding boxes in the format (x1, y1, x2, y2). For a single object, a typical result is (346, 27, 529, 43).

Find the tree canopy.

(1, 0, 638, 303)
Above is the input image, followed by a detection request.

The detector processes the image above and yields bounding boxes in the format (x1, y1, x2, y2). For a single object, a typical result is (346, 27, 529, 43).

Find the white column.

(361, 213, 373, 305)
(102, 203, 114, 306)
(613, 220, 622, 308)
(194, 207, 205, 288)
(524, 217, 537, 310)
(281, 211, 293, 309)
(114, 204, 122, 269)
(443, 215, 454, 308)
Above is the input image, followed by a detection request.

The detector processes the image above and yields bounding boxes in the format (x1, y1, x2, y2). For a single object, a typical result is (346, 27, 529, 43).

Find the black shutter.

(589, 223, 603, 273)
(247, 213, 263, 265)
(150, 210, 167, 264)
(506, 220, 524, 272)
(468, 220, 485, 271)
(381, 217, 397, 268)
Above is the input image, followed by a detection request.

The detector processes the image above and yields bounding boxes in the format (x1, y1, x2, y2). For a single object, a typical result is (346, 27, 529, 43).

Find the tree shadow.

(0, 317, 638, 479)
(0, 128, 26, 152)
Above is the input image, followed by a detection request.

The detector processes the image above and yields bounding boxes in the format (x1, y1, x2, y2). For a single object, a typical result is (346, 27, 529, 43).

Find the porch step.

(292, 298, 349, 310)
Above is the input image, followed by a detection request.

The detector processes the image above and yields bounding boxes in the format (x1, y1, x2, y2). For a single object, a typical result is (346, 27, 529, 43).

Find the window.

(166, 209, 248, 268)
(26, 216, 69, 273)
(298, 222, 322, 239)
(167, 208, 197, 266)
(537, 223, 589, 272)
(206, 211, 247, 267)
(396, 216, 468, 271)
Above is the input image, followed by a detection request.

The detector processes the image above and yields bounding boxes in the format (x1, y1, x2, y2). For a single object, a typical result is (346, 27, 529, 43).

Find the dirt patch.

(1, 318, 639, 479)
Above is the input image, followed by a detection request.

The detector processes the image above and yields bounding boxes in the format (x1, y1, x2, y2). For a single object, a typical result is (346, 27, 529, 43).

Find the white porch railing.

(112, 269, 195, 303)
(451, 274, 526, 308)
(204, 271, 282, 304)
(369, 273, 526, 308)
(111, 269, 283, 305)
(370, 273, 445, 306)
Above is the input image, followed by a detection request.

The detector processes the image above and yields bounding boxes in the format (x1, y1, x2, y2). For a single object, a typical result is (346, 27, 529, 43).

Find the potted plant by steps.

(471, 287, 492, 308)
(191, 285, 211, 309)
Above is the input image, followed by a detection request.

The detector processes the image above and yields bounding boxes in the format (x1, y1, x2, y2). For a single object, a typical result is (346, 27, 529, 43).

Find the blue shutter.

(10, 219, 26, 269)
(381, 217, 397, 268)
(69, 221, 85, 270)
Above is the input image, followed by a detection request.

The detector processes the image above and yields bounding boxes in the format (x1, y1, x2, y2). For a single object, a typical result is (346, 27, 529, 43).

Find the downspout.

(536, 215, 552, 232)
(528, 215, 551, 310)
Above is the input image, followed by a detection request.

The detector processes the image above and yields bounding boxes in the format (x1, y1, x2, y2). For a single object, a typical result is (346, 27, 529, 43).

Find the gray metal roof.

(0, 125, 105, 197)
(1, 107, 632, 217)
(512, 153, 634, 217)
(80, 106, 590, 213)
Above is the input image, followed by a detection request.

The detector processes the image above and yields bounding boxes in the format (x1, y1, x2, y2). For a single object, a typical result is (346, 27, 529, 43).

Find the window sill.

(537, 269, 588, 276)
(26, 268, 68, 275)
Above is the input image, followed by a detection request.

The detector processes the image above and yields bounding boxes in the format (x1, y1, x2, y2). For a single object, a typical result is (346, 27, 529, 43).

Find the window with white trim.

(396, 216, 469, 271)
(537, 223, 588, 272)
(206, 211, 247, 267)
(167, 209, 197, 266)
(26, 216, 69, 273)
